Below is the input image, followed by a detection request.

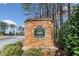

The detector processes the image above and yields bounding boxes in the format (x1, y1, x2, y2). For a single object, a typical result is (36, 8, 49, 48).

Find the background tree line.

(0, 21, 24, 35)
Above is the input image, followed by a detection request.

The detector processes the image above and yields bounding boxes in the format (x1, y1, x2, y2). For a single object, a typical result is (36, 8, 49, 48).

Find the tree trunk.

(45, 3, 49, 18)
(55, 4, 59, 39)
(39, 3, 42, 18)
(60, 3, 63, 27)
(68, 3, 70, 19)
(51, 4, 55, 20)
(52, 3, 59, 41)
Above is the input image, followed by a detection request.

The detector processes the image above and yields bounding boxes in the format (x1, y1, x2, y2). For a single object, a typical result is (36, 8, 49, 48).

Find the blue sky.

(0, 3, 77, 26)
(0, 3, 26, 26)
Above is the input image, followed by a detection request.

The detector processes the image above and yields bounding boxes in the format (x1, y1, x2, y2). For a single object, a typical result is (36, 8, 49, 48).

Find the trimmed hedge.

(59, 5, 79, 55)
(1, 41, 23, 56)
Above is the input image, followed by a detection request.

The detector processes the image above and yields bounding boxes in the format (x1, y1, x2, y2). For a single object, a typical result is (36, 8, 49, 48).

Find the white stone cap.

(22, 46, 58, 51)
(41, 47, 58, 50)
(22, 47, 31, 51)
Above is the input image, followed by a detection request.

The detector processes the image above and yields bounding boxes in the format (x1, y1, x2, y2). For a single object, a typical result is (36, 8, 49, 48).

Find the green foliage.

(1, 41, 23, 56)
(0, 32, 3, 36)
(0, 50, 2, 56)
(22, 3, 31, 11)
(16, 32, 24, 35)
(22, 48, 42, 56)
(59, 5, 79, 55)
(0, 22, 8, 35)
(9, 31, 13, 35)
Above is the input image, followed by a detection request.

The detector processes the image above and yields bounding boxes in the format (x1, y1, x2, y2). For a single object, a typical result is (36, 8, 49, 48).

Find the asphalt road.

(0, 36, 24, 50)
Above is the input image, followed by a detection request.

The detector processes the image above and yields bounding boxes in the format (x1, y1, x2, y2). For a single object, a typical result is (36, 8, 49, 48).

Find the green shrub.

(14, 41, 23, 47)
(22, 48, 42, 56)
(59, 5, 79, 55)
(9, 31, 13, 35)
(0, 33, 3, 36)
(16, 32, 24, 35)
(0, 50, 2, 56)
(1, 41, 23, 56)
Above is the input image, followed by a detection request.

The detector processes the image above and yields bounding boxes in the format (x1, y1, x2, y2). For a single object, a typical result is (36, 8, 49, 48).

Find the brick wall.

(22, 18, 55, 50)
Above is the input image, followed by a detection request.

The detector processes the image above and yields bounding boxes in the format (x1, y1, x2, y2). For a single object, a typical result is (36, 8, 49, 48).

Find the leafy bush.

(0, 33, 3, 36)
(22, 48, 42, 56)
(16, 32, 24, 35)
(1, 41, 23, 56)
(9, 31, 13, 35)
(59, 5, 79, 55)
(0, 50, 2, 56)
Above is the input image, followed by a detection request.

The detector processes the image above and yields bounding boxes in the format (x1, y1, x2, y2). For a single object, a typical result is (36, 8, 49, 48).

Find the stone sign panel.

(22, 18, 56, 50)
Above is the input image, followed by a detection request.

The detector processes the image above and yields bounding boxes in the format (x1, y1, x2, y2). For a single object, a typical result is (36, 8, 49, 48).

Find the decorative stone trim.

(22, 46, 58, 51)
(24, 18, 53, 23)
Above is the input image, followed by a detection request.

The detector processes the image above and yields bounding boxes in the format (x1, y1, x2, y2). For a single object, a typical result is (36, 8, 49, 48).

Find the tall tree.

(17, 26, 24, 35)
(55, 4, 59, 39)
(0, 22, 8, 35)
(22, 3, 50, 18)
(45, 3, 49, 18)
(39, 3, 42, 18)
(10, 24, 16, 35)
(60, 3, 63, 27)
(22, 3, 41, 18)
(68, 3, 70, 19)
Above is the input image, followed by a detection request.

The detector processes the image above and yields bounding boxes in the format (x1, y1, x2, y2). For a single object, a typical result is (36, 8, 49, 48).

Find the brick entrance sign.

(22, 18, 58, 53)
